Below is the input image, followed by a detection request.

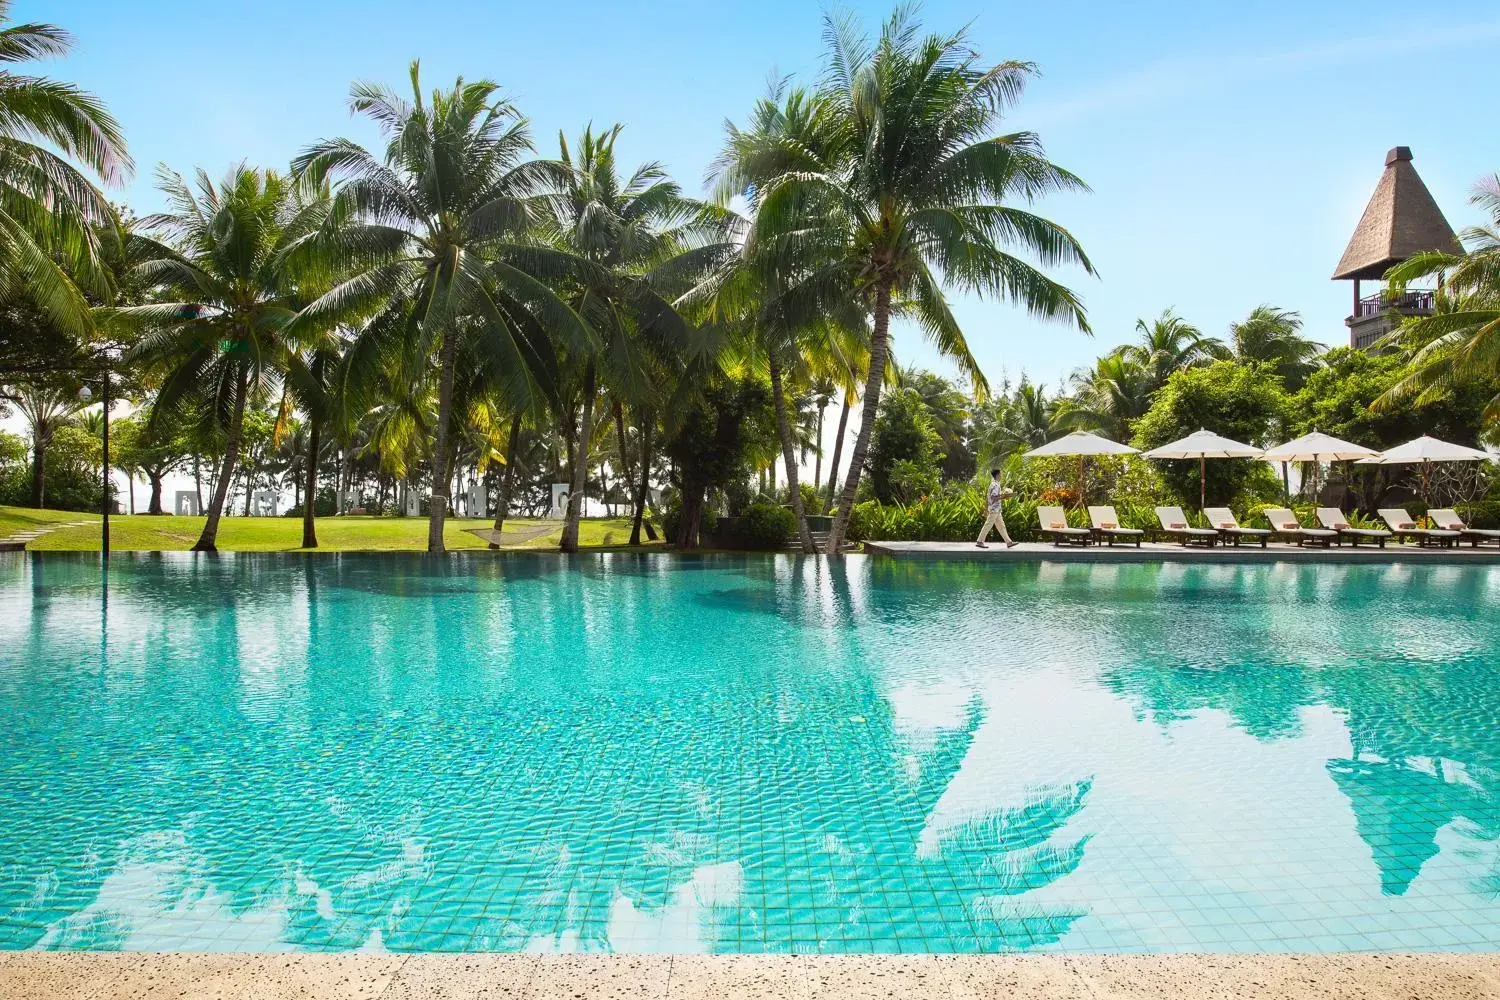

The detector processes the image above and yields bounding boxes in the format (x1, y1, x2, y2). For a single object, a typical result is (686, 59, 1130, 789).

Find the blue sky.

(32, 0, 1500, 392)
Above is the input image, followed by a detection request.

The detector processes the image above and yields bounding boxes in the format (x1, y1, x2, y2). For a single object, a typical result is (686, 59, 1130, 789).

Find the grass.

(0, 506, 98, 540)
(3, 505, 661, 552)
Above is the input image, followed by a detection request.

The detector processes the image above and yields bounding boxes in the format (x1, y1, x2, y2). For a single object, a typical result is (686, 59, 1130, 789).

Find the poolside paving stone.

(3, 954, 1500, 998)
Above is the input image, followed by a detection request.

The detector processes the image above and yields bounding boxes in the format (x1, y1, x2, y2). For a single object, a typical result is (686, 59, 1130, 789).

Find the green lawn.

(0, 506, 98, 540)
(3, 506, 659, 552)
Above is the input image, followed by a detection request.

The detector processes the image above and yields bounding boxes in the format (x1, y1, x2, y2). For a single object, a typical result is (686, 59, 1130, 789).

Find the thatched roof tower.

(1333, 147, 1460, 281)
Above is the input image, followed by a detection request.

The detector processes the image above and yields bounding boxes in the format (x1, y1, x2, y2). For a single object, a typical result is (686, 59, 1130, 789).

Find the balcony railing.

(1356, 289, 1436, 318)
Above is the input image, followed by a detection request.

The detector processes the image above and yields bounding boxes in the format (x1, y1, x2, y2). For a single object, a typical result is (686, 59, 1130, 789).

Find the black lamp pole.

(100, 365, 110, 557)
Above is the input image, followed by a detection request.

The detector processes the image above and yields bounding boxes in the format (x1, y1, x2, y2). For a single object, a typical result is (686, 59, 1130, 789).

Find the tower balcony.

(1347, 288, 1437, 350)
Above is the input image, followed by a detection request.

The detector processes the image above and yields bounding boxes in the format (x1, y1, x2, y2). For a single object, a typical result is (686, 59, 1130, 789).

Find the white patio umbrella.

(1354, 435, 1494, 507)
(1023, 431, 1138, 507)
(1142, 428, 1264, 512)
(1261, 430, 1378, 499)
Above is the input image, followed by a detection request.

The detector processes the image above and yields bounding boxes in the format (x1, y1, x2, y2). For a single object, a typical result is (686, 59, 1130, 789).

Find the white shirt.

(987, 480, 1005, 512)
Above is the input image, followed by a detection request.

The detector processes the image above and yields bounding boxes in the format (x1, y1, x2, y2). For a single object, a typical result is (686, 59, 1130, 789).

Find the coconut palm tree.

(1229, 304, 1321, 391)
(529, 124, 735, 552)
(1122, 309, 1225, 392)
(1378, 175, 1500, 421)
(293, 62, 588, 553)
(0, 2, 131, 337)
(5, 380, 84, 507)
(740, 9, 1094, 552)
(121, 166, 331, 551)
(972, 380, 1056, 466)
(1056, 351, 1155, 441)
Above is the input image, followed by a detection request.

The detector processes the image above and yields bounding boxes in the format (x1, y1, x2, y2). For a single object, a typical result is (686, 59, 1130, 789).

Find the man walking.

(976, 468, 1017, 548)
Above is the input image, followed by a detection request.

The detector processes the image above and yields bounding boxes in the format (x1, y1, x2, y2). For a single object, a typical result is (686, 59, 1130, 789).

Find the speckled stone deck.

(1, 954, 1498, 999)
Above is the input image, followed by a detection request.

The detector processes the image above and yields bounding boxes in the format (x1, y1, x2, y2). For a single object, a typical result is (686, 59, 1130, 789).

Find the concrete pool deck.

(2, 953, 1499, 999)
(866, 539, 1500, 563)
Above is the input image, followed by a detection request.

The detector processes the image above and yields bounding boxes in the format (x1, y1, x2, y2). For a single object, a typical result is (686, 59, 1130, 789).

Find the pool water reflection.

(1, 553, 1498, 953)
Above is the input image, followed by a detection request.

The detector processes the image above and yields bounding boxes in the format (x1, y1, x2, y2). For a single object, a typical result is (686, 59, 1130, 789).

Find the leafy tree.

(0, 419, 100, 510)
(295, 62, 588, 553)
(866, 387, 944, 503)
(112, 407, 192, 514)
(898, 367, 973, 481)
(1229, 305, 1321, 392)
(0, 2, 131, 339)
(742, 9, 1093, 552)
(663, 378, 773, 547)
(1132, 360, 1289, 506)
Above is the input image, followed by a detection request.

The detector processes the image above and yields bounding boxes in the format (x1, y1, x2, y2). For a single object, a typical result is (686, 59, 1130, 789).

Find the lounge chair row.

(1035, 505, 1500, 549)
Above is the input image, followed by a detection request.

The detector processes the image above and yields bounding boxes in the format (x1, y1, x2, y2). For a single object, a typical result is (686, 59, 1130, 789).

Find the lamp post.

(79, 365, 111, 558)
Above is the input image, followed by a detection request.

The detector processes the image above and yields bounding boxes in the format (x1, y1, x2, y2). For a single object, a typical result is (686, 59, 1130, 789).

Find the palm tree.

(531, 124, 733, 551)
(0, 2, 131, 337)
(1378, 175, 1500, 421)
(294, 62, 587, 553)
(1122, 309, 1225, 391)
(972, 380, 1056, 466)
(740, 10, 1093, 552)
(1229, 305, 1321, 391)
(4, 380, 84, 506)
(1056, 351, 1155, 441)
(120, 166, 332, 550)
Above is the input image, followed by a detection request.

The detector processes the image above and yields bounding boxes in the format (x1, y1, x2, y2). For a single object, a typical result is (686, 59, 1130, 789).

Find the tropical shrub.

(738, 503, 796, 550)
(867, 388, 945, 504)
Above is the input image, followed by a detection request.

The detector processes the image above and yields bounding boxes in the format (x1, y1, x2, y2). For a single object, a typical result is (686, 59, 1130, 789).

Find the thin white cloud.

(1029, 21, 1500, 126)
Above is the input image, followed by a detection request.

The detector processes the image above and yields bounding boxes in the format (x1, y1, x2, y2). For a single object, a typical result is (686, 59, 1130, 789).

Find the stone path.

(1, 953, 1497, 999)
(0, 520, 93, 552)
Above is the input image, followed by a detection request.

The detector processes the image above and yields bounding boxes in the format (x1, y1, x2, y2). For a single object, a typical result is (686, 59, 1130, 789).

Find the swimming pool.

(2, 553, 1498, 954)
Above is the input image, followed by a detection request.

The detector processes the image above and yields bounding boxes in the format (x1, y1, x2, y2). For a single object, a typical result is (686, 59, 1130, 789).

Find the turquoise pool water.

(2, 553, 1498, 954)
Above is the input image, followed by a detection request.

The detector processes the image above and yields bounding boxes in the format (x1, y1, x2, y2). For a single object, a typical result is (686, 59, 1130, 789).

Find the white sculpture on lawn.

(403, 489, 420, 517)
(251, 490, 279, 517)
(174, 491, 200, 516)
(549, 483, 570, 519)
(466, 482, 485, 518)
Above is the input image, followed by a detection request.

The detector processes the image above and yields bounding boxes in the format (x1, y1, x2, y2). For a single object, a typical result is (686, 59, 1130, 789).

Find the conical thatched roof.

(1332, 147, 1461, 281)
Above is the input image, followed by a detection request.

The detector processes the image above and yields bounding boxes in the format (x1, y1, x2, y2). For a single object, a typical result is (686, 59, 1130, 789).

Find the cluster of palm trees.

(8, 3, 1497, 554)
(0, 5, 1099, 555)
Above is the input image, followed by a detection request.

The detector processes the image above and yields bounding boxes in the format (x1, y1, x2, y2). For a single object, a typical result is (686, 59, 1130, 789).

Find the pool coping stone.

(1, 953, 1498, 999)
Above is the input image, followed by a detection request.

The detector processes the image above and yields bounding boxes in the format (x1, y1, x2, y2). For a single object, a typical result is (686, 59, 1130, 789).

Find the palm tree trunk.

(488, 419, 522, 549)
(147, 471, 163, 515)
(826, 283, 892, 554)
(128, 476, 136, 515)
(561, 362, 596, 553)
(823, 394, 851, 515)
(193, 372, 248, 552)
(29, 434, 46, 508)
(813, 403, 826, 497)
(769, 348, 816, 554)
(302, 418, 321, 549)
(193, 454, 203, 511)
(613, 400, 633, 497)
(426, 326, 461, 554)
(630, 413, 654, 546)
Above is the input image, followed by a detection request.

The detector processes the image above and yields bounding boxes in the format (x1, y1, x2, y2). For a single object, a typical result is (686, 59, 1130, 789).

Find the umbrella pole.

(1281, 461, 1289, 502)
(1078, 454, 1085, 510)
(1200, 455, 1206, 513)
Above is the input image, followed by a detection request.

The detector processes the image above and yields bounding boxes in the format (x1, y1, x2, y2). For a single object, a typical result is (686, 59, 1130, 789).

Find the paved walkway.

(0, 520, 94, 552)
(866, 539, 1500, 564)
(1, 953, 1496, 999)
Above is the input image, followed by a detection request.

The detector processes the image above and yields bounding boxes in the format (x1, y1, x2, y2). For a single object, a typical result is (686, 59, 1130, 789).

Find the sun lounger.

(1087, 506, 1143, 547)
(1315, 508, 1390, 548)
(1154, 506, 1219, 546)
(1263, 507, 1338, 547)
(1428, 509, 1500, 547)
(1036, 506, 1091, 546)
(1203, 507, 1269, 547)
(1378, 509, 1460, 548)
